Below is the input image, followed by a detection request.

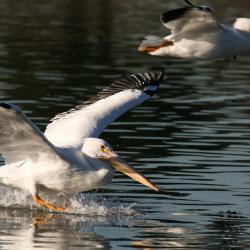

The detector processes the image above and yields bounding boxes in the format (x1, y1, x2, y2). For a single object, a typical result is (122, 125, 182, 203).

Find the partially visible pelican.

(0, 71, 163, 211)
(138, 0, 250, 59)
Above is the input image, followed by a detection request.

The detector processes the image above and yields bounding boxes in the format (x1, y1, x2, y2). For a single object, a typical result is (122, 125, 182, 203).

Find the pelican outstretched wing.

(162, 1, 223, 40)
(45, 71, 164, 148)
(0, 103, 64, 164)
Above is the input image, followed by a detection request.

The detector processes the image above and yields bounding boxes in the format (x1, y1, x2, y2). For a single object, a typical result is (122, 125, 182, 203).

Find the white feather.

(0, 106, 116, 194)
(45, 89, 148, 148)
(233, 18, 250, 33)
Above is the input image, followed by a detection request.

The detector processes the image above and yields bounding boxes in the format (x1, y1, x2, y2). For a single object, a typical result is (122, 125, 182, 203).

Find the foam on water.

(0, 185, 138, 217)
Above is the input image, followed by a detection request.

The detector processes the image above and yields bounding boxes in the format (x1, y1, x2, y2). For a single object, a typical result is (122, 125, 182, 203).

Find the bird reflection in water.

(0, 208, 111, 250)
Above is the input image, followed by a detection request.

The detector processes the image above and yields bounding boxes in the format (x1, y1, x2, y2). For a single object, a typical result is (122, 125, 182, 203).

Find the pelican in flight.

(0, 71, 163, 212)
(138, 0, 250, 59)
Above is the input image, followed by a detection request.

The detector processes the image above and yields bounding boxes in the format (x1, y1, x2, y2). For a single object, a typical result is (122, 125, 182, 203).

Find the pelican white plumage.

(0, 71, 163, 211)
(138, 0, 250, 59)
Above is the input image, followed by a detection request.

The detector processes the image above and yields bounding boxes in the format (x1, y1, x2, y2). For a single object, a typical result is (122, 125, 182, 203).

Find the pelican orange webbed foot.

(33, 195, 66, 212)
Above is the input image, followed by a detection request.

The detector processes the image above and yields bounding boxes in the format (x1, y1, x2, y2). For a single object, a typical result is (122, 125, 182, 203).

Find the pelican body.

(138, 0, 250, 59)
(0, 72, 163, 211)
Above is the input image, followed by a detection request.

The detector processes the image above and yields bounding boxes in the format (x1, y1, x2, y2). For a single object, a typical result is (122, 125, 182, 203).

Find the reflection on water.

(1, 0, 250, 249)
(0, 208, 249, 250)
(2, 209, 190, 250)
(0, 209, 111, 250)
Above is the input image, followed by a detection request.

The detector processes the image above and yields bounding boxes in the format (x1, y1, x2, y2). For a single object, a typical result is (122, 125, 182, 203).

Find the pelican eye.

(101, 145, 106, 152)
(101, 145, 110, 155)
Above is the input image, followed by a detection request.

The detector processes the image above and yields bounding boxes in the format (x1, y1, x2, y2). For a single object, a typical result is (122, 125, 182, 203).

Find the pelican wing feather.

(45, 71, 164, 148)
(162, 5, 223, 40)
(0, 103, 64, 164)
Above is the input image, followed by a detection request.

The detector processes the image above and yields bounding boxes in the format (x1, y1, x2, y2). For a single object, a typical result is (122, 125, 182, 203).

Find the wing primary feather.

(0, 103, 65, 164)
(50, 70, 164, 121)
(184, 0, 196, 7)
(161, 7, 192, 24)
(45, 71, 164, 147)
(0, 103, 12, 109)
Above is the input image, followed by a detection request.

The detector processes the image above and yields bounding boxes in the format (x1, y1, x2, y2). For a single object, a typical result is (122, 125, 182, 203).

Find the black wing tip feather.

(0, 103, 11, 109)
(184, 0, 213, 11)
(161, 1, 213, 24)
(128, 70, 165, 87)
(84, 70, 165, 105)
(113, 70, 164, 97)
(184, 0, 195, 7)
(161, 7, 192, 24)
(50, 71, 165, 120)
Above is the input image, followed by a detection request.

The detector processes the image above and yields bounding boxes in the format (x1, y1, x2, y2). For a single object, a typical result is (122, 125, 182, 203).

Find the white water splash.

(0, 185, 138, 216)
(64, 194, 137, 216)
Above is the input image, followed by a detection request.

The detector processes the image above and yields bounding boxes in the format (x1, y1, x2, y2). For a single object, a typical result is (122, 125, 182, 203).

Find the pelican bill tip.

(149, 184, 160, 192)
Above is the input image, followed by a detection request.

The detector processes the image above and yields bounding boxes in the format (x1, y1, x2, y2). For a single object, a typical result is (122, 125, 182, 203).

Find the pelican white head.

(81, 138, 113, 158)
(82, 138, 159, 192)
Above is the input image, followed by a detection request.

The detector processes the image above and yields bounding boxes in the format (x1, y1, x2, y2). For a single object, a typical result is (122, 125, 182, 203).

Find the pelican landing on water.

(0, 71, 163, 212)
(138, 0, 250, 59)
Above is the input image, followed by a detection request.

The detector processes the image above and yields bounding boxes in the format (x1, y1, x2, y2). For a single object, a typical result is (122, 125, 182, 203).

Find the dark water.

(1, 0, 250, 249)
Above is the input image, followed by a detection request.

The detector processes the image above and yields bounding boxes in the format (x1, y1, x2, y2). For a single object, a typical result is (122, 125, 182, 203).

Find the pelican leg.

(32, 194, 65, 212)
(32, 213, 55, 225)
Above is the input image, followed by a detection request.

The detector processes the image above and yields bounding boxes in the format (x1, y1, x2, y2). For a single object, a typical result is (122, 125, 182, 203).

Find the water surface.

(1, 0, 250, 249)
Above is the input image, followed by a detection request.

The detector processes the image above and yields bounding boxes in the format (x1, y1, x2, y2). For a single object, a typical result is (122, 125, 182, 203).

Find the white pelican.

(0, 72, 162, 212)
(138, 0, 250, 59)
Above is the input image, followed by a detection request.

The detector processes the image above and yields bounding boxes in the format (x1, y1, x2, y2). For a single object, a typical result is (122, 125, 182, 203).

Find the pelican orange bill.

(102, 151, 159, 192)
